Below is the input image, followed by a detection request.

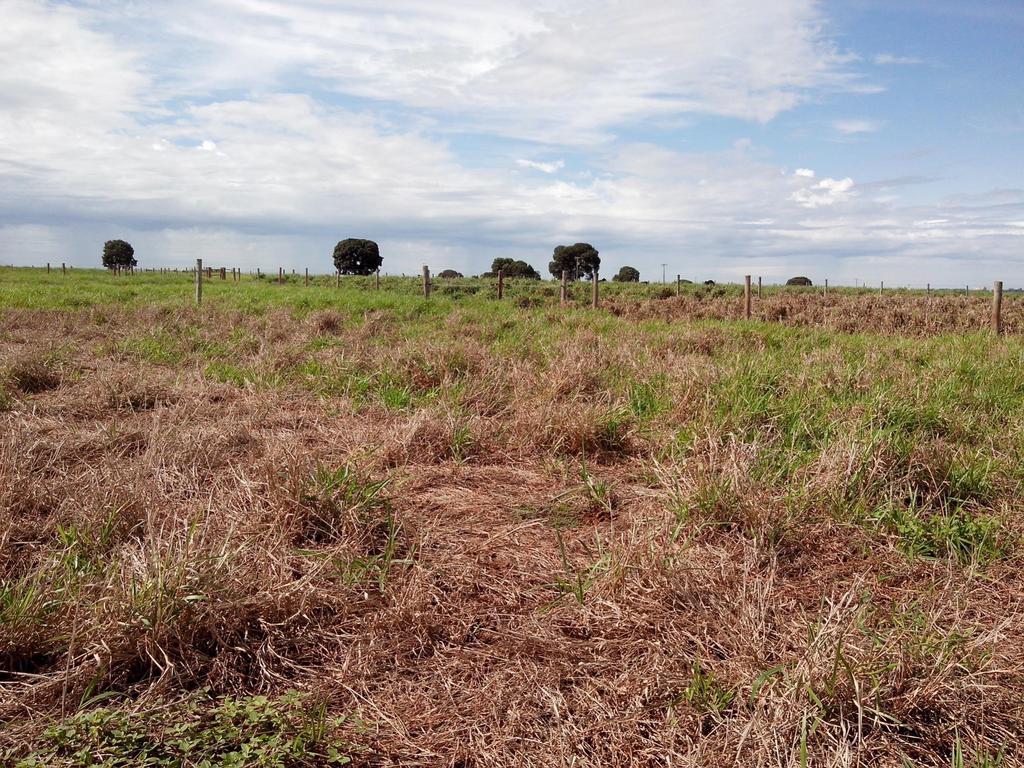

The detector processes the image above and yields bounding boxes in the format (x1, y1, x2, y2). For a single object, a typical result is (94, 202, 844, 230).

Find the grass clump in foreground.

(2, 267, 1024, 766)
(12, 691, 356, 767)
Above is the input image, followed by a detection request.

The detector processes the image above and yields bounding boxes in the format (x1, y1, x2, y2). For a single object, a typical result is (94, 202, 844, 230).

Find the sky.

(0, 0, 1022, 285)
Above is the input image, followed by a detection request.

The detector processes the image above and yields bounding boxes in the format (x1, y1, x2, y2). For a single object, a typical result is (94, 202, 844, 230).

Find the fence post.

(591, 271, 599, 308)
(278, 267, 283, 284)
(992, 280, 1003, 335)
(61, 262, 66, 276)
(824, 278, 828, 297)
(879, 281, 884, 296)
(336, 270, 340, 288)
(676, 274, 681, 297)
(423, 265, 431, 299)
(195, 258, 202, 305)
(497, 269, 504, 300)
(375, 268, 380, 290)
(46, 262, 50, 274)
(220, 267, 226, 280)
(304, 268, 309, 287)
(757, 276, 762, 299)
(744, 275, 752, 319)
(966, 285, 970, 297)
(927, 283, 930, 296)
(561, 270, 568, 304)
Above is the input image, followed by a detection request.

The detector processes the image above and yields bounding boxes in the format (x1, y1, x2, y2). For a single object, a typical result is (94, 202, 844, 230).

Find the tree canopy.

(102, 240, 136, 270)
(612, 265, 640, 282)
(484, 258, 540, 279)
(333, 239, 382, 275)
(549, 243, 600, 281)
(786, 276, 813, 286)
(437, 269, 463, 279)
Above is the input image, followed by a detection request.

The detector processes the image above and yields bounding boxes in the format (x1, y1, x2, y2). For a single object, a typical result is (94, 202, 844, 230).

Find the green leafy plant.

(13, 691, 357, 767)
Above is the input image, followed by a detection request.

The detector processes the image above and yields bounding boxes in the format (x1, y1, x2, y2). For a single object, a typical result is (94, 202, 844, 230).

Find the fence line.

(26, 264, 1013, 334)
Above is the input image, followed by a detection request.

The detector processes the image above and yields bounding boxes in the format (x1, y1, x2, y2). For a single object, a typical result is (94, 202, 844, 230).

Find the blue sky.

(0, 0, 1021, 285)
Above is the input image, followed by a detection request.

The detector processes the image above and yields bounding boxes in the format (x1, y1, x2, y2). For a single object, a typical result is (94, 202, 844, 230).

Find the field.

(2, 267, 1024, 766)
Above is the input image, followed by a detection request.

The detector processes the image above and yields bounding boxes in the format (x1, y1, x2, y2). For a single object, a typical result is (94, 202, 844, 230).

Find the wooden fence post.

(757, 276, 762, 299)
(879, 281, 884, 296)
(278, 267, 283, 284)
(195, 258, 202, 305)
(497, 269, 504, 300)
(46, 262, 50, 274)
(744, 275, 752, 319)
(304, 268, 309, 287)
(824, 278, 828, 297)
(927, 283, 930, 296)
(992, 280, 1003, 335)
(591, 271, 599, 308)
(423, 265, 431, 299)
(220, 267, 226, 280)
(561, 270, 568, 304)
(676, 275, 681, 297)
(62, 262, 66, 276)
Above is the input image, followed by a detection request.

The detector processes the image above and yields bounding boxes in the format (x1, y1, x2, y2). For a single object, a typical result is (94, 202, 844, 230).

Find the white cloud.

(834, 118, 882, 135)
(117, 0, 867, 141)
(874, 53, 923, 65)
(790, 177, 856, 208)
(793, 168, 815, 178)
(516, 159, 565, 174)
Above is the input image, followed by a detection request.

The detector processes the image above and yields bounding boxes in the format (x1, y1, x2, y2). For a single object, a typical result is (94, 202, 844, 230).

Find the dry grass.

(2, 291, 1023, 766)
(607, 292, 1023, 336)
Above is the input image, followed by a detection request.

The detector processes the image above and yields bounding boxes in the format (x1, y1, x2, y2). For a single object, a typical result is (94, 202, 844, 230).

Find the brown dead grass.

(607, 292, 1024, 336)
(1, 302, 1023, 767)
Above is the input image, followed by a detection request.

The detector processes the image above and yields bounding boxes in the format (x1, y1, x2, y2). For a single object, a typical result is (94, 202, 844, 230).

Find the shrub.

(437, 269, 463, 279)
(703, 280, 716, 286)
(786, 276, 813, 286)
(612, 266, 640, 282)
(333, 239, 382, 275)
(549, 243, 600, 281)
(484, 258, 540, 279)
(101, 240, 136, 270)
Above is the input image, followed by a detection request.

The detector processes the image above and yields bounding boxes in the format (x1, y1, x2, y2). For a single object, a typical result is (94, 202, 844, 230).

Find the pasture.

(2, 267, 1023, 766)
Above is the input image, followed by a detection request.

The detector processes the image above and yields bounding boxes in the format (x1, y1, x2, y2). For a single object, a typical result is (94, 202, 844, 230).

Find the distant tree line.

(96, 235, 709, 286)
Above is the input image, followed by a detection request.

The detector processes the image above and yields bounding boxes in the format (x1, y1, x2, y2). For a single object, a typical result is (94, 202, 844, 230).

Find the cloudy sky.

(1, 0, 1022, 284)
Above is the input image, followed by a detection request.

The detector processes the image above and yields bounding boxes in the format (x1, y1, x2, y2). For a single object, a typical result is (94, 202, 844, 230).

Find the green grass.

(11, 691, 356, 767)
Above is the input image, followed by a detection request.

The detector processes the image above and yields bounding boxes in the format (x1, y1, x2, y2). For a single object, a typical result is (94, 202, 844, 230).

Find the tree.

(786, 276, 813, 286)
(437, 269, 463, 279)
(102, 240, 136, 270)
(703, 280, 716, 286)
(549, 243, 600, 281)
(612, 265, 640, 282)
(333, 239, 382, 275)
(484, 257, 540, 279)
